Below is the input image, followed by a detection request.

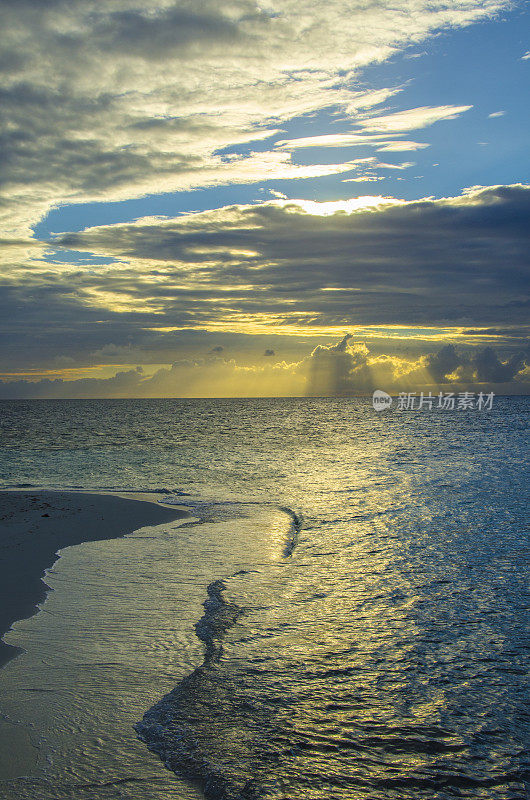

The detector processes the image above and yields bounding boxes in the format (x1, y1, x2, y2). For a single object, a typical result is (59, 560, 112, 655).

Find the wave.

(195, 579, 245, 668)
(135, 504, 302, 799)
(135, 580, 246, 798)
(278, 506, 302, 557)
(161, 498, 303, 554)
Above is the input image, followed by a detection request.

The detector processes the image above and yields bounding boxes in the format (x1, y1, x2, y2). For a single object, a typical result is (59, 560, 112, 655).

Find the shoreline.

(0, 490, 188, 668)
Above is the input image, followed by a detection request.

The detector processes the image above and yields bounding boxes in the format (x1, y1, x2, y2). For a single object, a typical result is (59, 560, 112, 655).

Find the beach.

(0, 491, 188, 668)
(0, 489, 208, 800)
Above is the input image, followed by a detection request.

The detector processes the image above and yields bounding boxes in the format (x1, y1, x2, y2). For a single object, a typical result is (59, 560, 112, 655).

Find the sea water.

(0, 397, 528, 799)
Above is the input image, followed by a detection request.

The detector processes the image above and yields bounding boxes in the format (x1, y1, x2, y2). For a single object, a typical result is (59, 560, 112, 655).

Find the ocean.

(0, 397, 528, 799)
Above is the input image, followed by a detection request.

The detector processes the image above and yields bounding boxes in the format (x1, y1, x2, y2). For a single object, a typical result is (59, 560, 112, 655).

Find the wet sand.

(0, 490, 188, 668)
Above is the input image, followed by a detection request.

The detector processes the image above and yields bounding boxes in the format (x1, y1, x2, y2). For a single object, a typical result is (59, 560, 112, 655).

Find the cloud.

(275, 133, 390, 149)
(375, 161, 415, 170)
(521, 51, 530, 60)
(462, 327, 530, 340)
(0, 0, 509, 236)
(264, 349, 275, 356)
(0, 339, 526, 398)
(488, 110, 506, 118)
(304, 338, 528, 395)
(1, 184, 528, 376)
(306, 334, 369, 395)
(273, 105, 465, 154)
(53, 355, 77, 367)
(423, 343, 527, 383)
(472, 347, 525, 382)
(211, 345, 224, 353)
(0, 358, 303, 399)
(424, 344, 461, 382)
(342, 176, 383, 183)
(357, 105, 473, 133)
(38, 183, 529, 333)
(376, 141, 430, 152)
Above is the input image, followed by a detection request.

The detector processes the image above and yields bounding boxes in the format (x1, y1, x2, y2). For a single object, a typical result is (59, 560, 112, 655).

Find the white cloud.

(0, 1, 508, 236)
(488, 110, 506, 118)
(275, 132, 389, 149)
(376, 161, 415, 170)
(376, 141, 430, 151)
(358, 105, 473, 133)
(342, 176, 383, 183)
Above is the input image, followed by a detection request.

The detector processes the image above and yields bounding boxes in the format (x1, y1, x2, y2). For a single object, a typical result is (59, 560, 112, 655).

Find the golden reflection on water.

(1, 398, 527, 799)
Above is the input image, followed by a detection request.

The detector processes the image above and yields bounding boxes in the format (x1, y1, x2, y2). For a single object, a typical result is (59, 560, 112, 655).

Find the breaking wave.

(135, 503, 303, 799)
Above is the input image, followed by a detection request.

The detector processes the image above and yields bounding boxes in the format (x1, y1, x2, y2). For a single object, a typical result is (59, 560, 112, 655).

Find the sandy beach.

(0, 491, 188, 668)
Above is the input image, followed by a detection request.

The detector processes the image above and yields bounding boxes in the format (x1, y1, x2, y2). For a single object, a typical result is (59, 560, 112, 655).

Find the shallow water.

(0, 397, 528, 798)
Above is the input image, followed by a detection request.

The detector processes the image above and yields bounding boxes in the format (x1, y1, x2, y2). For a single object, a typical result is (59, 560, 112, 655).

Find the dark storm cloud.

(51, 184, 530, 329)
(304, 338, 529, 396)
(1, 184, 528, 377)
(425, 345, 461, 383)
(424, 343, 528, 383)
(472, 347, 526, 383)
(463, 326, 530, 340)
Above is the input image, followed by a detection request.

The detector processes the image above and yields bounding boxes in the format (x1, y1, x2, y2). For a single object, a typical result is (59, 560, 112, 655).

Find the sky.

(1, 0, 529, 397)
